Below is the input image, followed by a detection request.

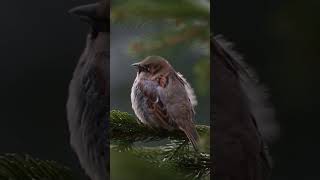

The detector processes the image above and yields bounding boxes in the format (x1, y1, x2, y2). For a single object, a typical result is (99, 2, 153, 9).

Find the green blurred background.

(215, 0, 320, 179)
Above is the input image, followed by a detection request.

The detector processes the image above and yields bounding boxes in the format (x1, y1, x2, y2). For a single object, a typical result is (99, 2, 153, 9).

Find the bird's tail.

(182, 125, 200, 151)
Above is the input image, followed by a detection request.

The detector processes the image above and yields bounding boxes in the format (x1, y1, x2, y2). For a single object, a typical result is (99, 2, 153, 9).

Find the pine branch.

(110, 110, 210, 146)
(110, 110, 210, 179)
(0, 154, 73, 180)
(128, 146, 210, 179)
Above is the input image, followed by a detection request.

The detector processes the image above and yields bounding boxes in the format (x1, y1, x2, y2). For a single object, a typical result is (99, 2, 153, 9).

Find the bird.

(66, 1, 109, 180)
(212, 35, 277, 180)
(130, 56, 199, 150)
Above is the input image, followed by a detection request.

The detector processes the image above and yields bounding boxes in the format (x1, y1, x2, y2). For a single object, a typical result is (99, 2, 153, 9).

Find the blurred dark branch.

(0, 154, 73, 179)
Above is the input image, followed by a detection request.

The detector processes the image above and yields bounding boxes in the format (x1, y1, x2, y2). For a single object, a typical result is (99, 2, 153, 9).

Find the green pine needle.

(0, 154, 73, 180)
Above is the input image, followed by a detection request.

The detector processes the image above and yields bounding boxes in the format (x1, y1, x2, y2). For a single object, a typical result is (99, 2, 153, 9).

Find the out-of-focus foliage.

(193, 57, 210, 95)
(111, 148, 209, 180)
(0, 154, 73, 180)
(110, 110, 210, 179)
(111, 0, 209, 22)
(111, 150, 183, 180)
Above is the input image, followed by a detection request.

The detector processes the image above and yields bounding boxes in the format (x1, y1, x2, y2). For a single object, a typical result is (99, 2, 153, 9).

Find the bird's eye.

(144, 65, 150, 72)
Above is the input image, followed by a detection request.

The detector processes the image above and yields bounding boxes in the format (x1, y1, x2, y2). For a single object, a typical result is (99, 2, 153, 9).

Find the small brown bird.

(130, 56, 199, 150)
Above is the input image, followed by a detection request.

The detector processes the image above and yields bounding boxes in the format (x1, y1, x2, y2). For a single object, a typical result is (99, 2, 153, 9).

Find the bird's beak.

(69, 3, 99, 23)
(131, 63, 144, 73)
(131, 63, 140, 68)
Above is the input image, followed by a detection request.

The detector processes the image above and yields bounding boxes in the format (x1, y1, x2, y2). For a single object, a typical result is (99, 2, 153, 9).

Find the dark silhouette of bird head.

(69, 0, 109, 36)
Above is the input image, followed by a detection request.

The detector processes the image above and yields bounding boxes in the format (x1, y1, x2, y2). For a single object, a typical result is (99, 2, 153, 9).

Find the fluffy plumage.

(213, 35, 277, 180)
(215, 35, 278, 140)
(66, 1, 109, 180)
(130, 56, 199, 150)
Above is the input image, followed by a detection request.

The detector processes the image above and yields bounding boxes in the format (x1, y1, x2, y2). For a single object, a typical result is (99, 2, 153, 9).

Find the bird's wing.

(167, 73, 199, 150)
(137, 79, 172, 129)
(175, 72, 198, 108)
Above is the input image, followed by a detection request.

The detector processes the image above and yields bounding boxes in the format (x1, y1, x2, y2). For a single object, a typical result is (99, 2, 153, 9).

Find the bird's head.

(131, 56, 172, 78)
(69, 0, 109, 37)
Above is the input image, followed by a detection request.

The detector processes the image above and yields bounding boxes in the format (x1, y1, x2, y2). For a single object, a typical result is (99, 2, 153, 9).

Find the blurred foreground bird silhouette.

(130, 56, 199, 150)
(66, 1, 109, 180)
(213, 35, 278, 180)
